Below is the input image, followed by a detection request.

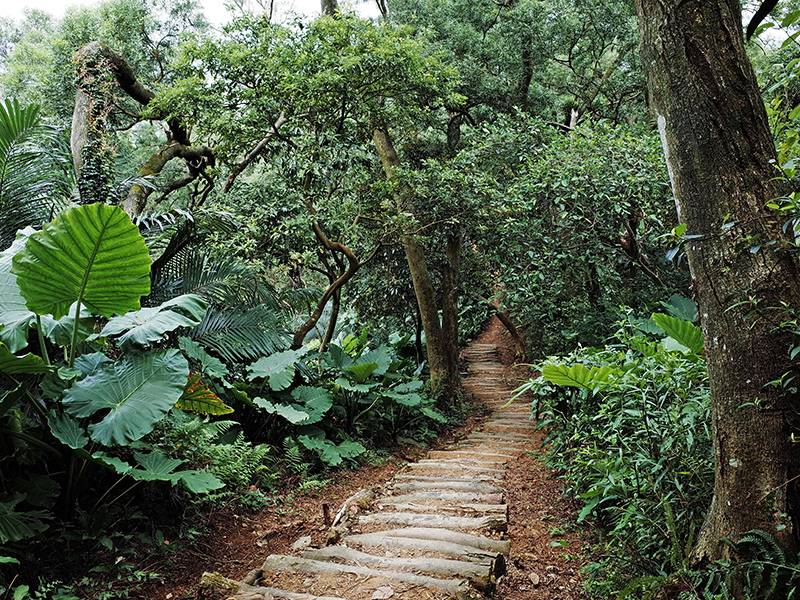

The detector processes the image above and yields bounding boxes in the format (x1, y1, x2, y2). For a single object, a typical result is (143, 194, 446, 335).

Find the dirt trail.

(197, 319, 592, 600)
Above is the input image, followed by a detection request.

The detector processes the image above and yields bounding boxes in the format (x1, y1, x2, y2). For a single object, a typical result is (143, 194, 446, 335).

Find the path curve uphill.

(200, 337, 538, 600)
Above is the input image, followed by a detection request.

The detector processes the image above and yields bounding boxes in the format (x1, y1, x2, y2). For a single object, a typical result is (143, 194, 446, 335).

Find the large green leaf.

(129, 451, 184, 481)
(62, 349, 188, 446)
(298, 434, 365, 466)
(127, 451, 226, 494)
(0, 495, 49, 543)
(0, 228, 36, 351)
(335, 377, 375, 393)
(253, 396, 310, 424)
(47, 412, 88, 449)
(661, 294, 698, 323)
(652, 313, 704, 355)
(347, 362, 379, 382)
(39, 304, 94, 347)
(11, 203, 151, 320)
(100, 294, 208, 350)
(541, 363, 619, 390)
(360, 346, 392, 376)
(286, 386, 333, 424)
(0, 342, 49, 375)
(382, 390, 422, 406)
(178, 336, 229, 378)
(324, 344, 355, 370)
(177, 469, 225, 494)
(247, 348, 307, 391)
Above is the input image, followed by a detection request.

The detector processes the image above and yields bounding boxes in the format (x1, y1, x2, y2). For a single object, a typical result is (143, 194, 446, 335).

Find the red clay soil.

(140, 319, 597, 600)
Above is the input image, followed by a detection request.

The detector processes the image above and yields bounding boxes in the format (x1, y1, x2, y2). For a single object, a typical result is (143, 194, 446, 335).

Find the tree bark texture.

(72, 41, 214, 217)
(636, 0, 800, 561)
(372, 125, 458, 400)
(441, 232, 462, 394)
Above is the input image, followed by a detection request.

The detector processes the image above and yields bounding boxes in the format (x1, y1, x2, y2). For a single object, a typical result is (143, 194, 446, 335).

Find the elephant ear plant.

(0, 203, 225, 546)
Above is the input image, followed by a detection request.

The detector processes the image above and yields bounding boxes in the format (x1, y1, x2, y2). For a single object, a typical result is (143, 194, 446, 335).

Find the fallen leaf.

(372, 584, 394, 599)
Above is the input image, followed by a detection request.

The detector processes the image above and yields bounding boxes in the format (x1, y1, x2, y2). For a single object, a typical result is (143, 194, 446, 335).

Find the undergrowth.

(519, 300, 800, 598)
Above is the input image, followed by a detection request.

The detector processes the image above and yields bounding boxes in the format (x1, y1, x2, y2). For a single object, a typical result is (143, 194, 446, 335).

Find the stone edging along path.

(200, 341, 537, 600)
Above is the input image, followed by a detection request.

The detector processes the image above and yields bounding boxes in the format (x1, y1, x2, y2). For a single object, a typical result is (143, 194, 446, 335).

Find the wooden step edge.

(198, 572, 347, 600)
(302, 546, 496, 591)
(343, 532, 506, 571)
(359, 511, 507, 532)
(364, 526, 511, 554)
(260, 555, 479, 600)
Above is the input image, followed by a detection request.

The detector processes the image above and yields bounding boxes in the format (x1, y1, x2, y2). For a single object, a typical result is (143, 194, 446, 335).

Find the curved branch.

(222, 111, 290, 193)
(292, 218, 364, 347)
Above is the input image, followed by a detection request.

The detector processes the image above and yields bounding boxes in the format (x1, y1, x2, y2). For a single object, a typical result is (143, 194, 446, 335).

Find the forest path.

(205, 322, 542, 600)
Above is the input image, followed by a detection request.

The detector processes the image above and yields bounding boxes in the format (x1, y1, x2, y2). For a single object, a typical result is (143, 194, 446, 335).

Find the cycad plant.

(0, 99, 73, 250)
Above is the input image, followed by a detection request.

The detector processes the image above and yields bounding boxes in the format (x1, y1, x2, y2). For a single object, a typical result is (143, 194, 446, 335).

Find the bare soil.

(141, 319, 598, 600)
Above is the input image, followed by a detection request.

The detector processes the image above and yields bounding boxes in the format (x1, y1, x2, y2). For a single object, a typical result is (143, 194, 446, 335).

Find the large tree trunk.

(403, 236, 449, 396)
(71, 41, 214, 217)
(372, 124, 458, 400)
(636, 0, 800, 562)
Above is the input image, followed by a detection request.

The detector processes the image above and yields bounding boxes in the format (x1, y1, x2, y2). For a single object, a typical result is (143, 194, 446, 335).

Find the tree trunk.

(372, 124, 455, 399)
(441, 232, 462, 396)
(321, 286, 341, 351)
(636, 0, 800, 562)
(513, 32, 533, 112)
(321, 0, 339, 16)
(403, 236, 448, 396)
(292, 219, 362, 348)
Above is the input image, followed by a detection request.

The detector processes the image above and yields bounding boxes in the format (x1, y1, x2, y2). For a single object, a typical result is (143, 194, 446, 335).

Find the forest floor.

(142, 318, 599, 600)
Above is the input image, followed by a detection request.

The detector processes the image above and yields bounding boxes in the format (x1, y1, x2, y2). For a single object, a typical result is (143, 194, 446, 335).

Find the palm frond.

(0, 99, 74, 249)
(190, 305, 290, 363)
(280, 287, 323, 312)
(149, 250, 281, 309)
(136, 209, 196, 237)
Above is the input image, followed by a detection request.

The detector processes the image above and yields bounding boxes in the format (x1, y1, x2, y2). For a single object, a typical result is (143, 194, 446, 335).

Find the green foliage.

(623, 530, 800, 600)
(455, 116, 684, 358)
(0, 204, 231, 555)
(651, 312, 704, 355)
(63, 349, 188, 446)
(0, 99, 72, 250)
(523, 306, 711, 575)
(248, 348, 308, 392)
(176, 373, 233, 415)
(149, 413, 278, 492)
(99, 294, 207, 350)
(11, 203, 151, 321)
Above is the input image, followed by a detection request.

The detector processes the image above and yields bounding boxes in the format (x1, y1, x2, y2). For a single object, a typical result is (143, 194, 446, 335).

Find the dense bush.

(521, 300, 712, 575)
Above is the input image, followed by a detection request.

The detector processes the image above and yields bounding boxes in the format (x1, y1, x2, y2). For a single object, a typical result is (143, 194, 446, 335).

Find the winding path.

(204, 336, 537, 600)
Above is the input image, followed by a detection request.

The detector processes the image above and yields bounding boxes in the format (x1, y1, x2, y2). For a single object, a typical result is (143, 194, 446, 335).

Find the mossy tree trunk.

(373, 124, 460, 402)
(636, 0, 800, 562)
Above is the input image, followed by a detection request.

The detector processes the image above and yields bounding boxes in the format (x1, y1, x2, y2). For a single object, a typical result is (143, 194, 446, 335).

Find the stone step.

(377, 500, 508, 516)
(343, 532, 506, 568)
(381, 491, 504, 504)
(428, 450, 516, 461)
(407, 462, 506, 474)
(391, 479, 504, 494)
